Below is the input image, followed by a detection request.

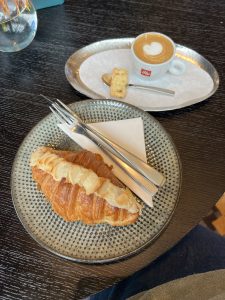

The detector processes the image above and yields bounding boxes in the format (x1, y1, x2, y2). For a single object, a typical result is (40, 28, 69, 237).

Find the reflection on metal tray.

(65, 38, 219, 111)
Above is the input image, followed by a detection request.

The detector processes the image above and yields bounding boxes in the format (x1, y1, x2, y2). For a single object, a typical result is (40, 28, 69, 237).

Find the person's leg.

(90, 225, 225, 300)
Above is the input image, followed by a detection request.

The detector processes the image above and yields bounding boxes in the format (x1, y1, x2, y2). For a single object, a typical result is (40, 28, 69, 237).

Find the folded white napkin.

(79, 49, 214, 111)
(58, 117, 157, 207)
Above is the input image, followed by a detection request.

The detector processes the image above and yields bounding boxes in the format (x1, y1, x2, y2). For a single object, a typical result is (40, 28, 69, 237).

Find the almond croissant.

(30, 147, 141, 226)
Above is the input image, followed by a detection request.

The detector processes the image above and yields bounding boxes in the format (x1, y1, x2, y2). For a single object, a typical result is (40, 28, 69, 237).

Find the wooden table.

(1, 0, 225, 299)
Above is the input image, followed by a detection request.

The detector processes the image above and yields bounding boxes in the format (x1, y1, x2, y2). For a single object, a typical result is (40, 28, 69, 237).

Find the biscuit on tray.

(110, 68, 128, 98)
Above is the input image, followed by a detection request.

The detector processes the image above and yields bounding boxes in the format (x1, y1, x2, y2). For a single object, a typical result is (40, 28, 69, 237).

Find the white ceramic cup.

(131, 32, 186, 80)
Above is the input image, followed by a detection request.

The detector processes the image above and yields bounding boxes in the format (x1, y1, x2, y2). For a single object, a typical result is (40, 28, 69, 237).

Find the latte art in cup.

(131, 32, 186, 80)
(133, 33, 174, 64)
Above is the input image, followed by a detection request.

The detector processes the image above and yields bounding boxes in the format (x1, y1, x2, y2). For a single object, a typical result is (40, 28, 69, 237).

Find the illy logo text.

(141, 69, 151, 76)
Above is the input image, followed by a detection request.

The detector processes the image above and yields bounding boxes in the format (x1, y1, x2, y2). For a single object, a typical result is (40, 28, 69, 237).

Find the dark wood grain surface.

(1, 0, 225, 299)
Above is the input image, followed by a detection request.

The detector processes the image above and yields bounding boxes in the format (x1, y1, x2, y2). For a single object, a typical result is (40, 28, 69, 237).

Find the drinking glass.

(0, 0, 37, 52)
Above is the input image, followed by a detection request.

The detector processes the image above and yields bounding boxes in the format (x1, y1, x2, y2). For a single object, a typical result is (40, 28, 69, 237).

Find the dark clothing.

(90, 225, 225, 300)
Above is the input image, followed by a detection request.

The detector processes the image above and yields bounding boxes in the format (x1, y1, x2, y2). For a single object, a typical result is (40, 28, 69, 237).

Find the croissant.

(30, 147, 142, 226)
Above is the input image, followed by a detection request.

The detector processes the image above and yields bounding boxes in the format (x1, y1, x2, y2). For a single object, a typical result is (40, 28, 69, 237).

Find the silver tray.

(65, 38, 219, 111)
(11, 99, 181, 263)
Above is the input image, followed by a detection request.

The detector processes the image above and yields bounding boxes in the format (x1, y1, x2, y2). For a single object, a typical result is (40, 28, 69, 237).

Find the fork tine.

(56, 98, 82, 122)
(54, 106, 74, 125)
(50, 107, 66, 124)
(40, 93, 76, 125)
(40, 94, 54, 105)
(52, 102, 75, 124)
(50, 106, 73, 125)
(40, 93, 73, 120)
(40, 93, 81, 124)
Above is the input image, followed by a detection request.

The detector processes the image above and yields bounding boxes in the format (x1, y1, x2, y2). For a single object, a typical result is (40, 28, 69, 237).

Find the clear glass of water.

(0, 0, 37, 52)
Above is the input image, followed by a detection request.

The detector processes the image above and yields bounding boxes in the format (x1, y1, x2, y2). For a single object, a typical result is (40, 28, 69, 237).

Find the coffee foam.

(143, 42, 163, 56)
(133, 33, 174, 64)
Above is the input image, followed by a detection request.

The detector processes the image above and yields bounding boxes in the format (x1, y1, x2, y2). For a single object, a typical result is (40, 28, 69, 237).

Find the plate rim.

(65, 37, 220, 111)
(11, 99, 182, 264)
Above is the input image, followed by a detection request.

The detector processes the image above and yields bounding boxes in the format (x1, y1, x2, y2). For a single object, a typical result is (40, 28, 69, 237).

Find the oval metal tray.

(65, 38, 219, 111)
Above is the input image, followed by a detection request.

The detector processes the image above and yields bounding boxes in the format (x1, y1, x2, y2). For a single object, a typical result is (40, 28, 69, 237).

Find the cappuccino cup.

(131, 32, 185, 80)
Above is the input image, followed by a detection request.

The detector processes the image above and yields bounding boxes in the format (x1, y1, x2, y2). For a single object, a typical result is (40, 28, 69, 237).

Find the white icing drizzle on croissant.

(30, 147, 141, 214)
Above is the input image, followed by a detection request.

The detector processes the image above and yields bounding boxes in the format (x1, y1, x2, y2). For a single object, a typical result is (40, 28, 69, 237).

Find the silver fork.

(67, 122, 158, 194)
(46, 106, 157, 195)
(41, 95, 165, 190)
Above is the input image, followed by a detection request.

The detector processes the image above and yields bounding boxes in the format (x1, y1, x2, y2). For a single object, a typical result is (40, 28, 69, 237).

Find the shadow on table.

(74, 275, 120, 299)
